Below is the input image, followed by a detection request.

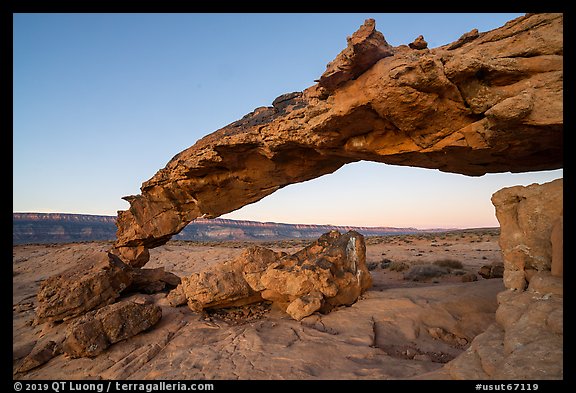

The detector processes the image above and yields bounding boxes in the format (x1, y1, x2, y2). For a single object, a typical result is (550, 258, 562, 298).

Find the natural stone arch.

(111, 13, 563, 267)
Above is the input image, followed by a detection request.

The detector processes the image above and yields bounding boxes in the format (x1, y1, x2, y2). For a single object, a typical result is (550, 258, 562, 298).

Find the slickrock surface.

(14, 230, 505, 379)
(111, 14, 562, 267)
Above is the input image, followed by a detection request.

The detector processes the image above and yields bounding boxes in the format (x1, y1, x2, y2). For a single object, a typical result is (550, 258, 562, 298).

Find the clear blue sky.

(13, 13, 562, 229)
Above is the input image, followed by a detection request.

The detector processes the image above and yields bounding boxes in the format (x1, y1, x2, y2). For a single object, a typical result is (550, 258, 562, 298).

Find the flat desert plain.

(13, 228, 504, 380)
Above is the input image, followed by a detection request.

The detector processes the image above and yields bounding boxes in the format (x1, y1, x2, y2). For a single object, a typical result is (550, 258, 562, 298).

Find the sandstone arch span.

(112, 14, 562, 267)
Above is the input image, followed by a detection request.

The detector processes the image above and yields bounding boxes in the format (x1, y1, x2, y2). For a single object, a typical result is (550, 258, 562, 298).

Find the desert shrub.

(380, 258, 392, 269)
(366, 261, 380, 271)
(388, 261, 410, 272)
(433, 259, 463, 270)
(403, 264, 449, 281)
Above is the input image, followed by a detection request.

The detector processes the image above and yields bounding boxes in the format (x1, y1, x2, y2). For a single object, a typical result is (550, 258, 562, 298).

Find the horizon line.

(12, 211, 499, 232)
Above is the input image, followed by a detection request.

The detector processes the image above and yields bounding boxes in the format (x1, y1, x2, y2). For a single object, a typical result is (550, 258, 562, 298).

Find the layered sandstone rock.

(317, 18, 395, 93)
(168, 246, 281, 311)
(18, 298, 163, 369)
(35, 252, 178, 324)
(170, 230, 372, 320)
(260, 230, 372, 320)
(111, 13, 563, 267)
(444, 179, 563, 380)
(62, 300, 162, 358)
(35, 252, 132, 323)
(491, 178, 563, 290)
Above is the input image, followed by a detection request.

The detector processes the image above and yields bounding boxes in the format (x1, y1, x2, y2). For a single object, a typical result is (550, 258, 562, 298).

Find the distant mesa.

(13, 212, 435, 245)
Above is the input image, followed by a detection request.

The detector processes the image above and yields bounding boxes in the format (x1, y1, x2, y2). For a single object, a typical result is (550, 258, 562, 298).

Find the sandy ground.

(13, 229, 504, 380)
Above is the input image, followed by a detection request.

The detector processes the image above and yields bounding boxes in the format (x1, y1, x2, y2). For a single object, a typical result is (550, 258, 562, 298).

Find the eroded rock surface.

(35, 252, 179, 327)
(16, 13, 563, 380)
(445, 275, 563, 380)
(491, 178, 563, 290)
(438, 179, 563, 380)
(263, 230, 371, 319)
(16, 278, 504, 380)
(35, 252, 132, 324)
(318, 18, 395, 93)
(111, 13, 563, 267)
(15, 339, 63, 374)
(478, 262, 504, 279)
(62, 300, 162, 358)
(172, 231, 372, 320)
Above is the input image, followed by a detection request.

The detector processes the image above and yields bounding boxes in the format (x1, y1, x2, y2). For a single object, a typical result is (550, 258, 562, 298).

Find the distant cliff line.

(13, 212, 446, 245)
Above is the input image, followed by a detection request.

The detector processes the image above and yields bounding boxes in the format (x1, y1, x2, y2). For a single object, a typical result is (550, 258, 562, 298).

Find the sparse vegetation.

(366, 261, 380, 271)
(404, 264, 449, 281)
(432, 259, 463, 270)
(388, 261, 410, 272)
(380, 258, 392, 268)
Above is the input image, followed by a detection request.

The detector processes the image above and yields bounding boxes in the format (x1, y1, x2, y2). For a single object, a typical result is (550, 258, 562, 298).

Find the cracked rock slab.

(35, 252, 132, 324)
(62, 300, 162, 358)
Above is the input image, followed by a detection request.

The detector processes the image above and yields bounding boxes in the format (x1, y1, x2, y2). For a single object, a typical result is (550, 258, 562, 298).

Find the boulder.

(62, 300, 162, 358)
(285, 291, 324, 321)
(259, 230, 372, 319)
(478, 261, 504, 279)
(177, 246, 283, 312)
(35, 252, 132, 323)
(409, 35, 428, 50)
(491, 178, 563, 290)
(460, 273, 478, 283)
(14, 340, 62, 374)
(171, 231, 372, 321)
(35, 252, 180, 323)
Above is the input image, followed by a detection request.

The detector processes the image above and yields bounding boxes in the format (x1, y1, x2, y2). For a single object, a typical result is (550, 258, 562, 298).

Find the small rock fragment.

(409, 35, 428, 50)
